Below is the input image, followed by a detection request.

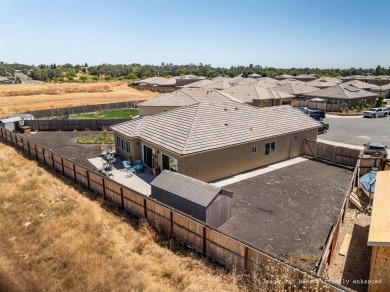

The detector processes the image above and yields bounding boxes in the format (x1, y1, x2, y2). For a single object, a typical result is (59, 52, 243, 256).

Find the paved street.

(320, 114, 390, 147)
(14, 72, 41, 84)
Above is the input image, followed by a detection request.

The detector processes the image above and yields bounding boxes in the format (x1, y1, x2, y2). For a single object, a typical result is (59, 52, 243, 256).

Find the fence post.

(244, 246, 249, 271)
(143, 198, 147, 219)
(332, 146, 336, 164)
(35, 145, 39, 161)
(43, 148, 47, 164)
(61, 158, 65, 174)
(120, 187, 124, 209)
(102, 178, 106, 198)
(27, 141, 31, 155)
(51, 153, 55, 168)
(203, 226, 206, 256)
(170, 211, 173, 234)
(73, 164, 77, 181)
(86, 170, 91, 189)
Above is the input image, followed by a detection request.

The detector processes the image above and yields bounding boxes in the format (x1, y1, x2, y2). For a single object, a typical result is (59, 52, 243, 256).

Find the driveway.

(14, 72, 41, 84)
(320, 114, 390, 147)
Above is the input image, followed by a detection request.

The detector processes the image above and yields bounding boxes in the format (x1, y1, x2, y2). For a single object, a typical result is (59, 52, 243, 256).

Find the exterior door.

(143, 145, 153, 168)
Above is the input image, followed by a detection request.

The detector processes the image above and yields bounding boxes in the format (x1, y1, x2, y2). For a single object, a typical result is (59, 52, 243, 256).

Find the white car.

(364, 108, 388, 118)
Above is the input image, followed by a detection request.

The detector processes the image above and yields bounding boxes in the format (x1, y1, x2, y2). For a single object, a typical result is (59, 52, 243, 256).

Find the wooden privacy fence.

(303, 139, 361, 167)
(292, 99, 341, 112)
(24, 119, 127, 131)
(0, 128, 348, 291)
(25, 101, 144, 118)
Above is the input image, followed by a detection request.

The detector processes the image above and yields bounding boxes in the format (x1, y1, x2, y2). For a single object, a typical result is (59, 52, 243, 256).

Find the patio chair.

(123, 160, 135, 174)
(134, 160, 144, 172)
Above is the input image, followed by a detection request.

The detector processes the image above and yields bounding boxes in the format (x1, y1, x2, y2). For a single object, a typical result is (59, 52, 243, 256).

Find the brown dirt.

(0, 82, 159, 116)
(325, 208, 371, 292)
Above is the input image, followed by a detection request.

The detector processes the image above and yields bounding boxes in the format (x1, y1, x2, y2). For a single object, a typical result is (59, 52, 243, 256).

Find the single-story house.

(175, 75, 206, 87)
(302, 83, 378, 107)
(342, 80, 380, 91)
(341, 75, 390, 86)
(306, 78, 340, 89)
(221, 84, 295, 106)
(137, 88, 242, 116)
(110, 102, 319, 182)
(370, 83, 390, 98)
(273, 81, 319, 97)
(247, 73, 262, 79)
(294, 74, 317, 82)
(367, 171, 390, 291)
(0, 76, 12, 84)
(151, 170, 233, 227)
(274, 74, 294, 80)
(136, 77, 177, 87)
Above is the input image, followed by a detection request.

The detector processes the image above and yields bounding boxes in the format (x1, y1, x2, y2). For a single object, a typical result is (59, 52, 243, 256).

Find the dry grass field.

(0, 82, 158, 116)
(0, 142, 246, 291)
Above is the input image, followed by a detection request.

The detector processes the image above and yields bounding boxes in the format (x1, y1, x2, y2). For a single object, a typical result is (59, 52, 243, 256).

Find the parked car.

(363, 142, 388, 158)
(318, 121, 329, 134)
(298, 107, 310, 114)
(363, 108, 388, 118)
(308, 109, 326, 120)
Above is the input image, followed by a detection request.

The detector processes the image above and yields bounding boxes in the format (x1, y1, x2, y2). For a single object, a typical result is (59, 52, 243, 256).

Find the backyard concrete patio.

(88, 155, 154, 196)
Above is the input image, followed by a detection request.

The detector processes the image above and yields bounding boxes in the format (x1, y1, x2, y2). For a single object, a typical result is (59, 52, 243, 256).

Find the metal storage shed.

(151, 170, 233, 227)
(0, 117, 23, 132)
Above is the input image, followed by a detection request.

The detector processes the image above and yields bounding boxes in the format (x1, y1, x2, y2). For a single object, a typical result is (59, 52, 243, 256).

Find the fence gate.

(303, 139, 316, 157)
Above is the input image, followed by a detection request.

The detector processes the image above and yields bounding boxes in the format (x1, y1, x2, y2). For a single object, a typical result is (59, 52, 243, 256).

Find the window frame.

(265, 141, 276, 155)
(251, 145, 257, 153)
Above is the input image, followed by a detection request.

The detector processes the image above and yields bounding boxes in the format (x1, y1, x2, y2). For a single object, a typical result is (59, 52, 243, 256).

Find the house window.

(116, 136, 131, 154)
(162, 154, 178, 172)
(251, 146, 257, 153)
(261, 101, 268, 107)
(265, 142, 276, 155)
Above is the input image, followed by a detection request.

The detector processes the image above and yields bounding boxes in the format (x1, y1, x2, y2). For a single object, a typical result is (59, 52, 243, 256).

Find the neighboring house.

(0, 76, 12, 84)
(370, 83, 390, 98)
(175, 75, 206, 87)
(150, 170, 233, 227)
(137, 88, 242, 116)
(221, 84, 295, 106)
(302, 83, 378, 107)
(342, 80, 380, 91)
(110, 102, 319, 182)
(247, 73, 262, 79)
(274, 81, 319, 97)
(274, 74, 294, 80)
(136, 77, 177, 87)
(179, 79, 220, 89)
(306, 78, 340, 89)
(367, 171, 390, 292)
(341, 75, 390, 86)
(294, 74, 317, 82)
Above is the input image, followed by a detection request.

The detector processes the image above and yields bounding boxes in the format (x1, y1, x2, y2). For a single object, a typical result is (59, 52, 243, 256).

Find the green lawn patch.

(72, 108, 139, 120)
(76, 134, 115, 144)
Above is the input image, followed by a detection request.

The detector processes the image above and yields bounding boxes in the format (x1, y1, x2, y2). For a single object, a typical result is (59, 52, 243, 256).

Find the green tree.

(92, 75, 99, 82)
(128, 73, 137, 83)
(67, 76, 74, 82)
(376, 93, 385, 107)
(79, 75, 88, 82)
(14, 77, 22, 84)
(104, 75, 112, 81)
(118, 76, 124, 81)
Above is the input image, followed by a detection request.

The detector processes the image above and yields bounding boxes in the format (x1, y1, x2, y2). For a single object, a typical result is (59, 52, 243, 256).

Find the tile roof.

(342, 80, 380, 90)
(274, 81, 319, 95)
(137, 76, 177, 86)
(111, 102, 320, 156)
(137, 88, 242, 107)
(221, 84, 294, 103)
(274, 74, 294, 79)
(302, 83, 378, 99)
(306, 78, 340, 88)
(151, 170, 221, 207)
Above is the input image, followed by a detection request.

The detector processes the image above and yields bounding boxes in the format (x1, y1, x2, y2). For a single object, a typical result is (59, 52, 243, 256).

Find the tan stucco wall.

(369, 246, 390, 291)
(139, 106, 179, 116)
(114, 128, 317, 182)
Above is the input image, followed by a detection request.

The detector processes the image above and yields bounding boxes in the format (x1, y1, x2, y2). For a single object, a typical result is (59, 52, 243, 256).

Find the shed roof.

(111, 102, 320, 156)
(302, 83, 378, 100)
(0, 117, 22, 123)
(8, 113, 33, 119)
(138, 88, 242, 107)
(151, 170, 221, 207)
(368, 171, 390, 246)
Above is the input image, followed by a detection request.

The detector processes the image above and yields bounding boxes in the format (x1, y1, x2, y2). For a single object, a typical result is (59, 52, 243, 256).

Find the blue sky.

(0, 0, 389, 68)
